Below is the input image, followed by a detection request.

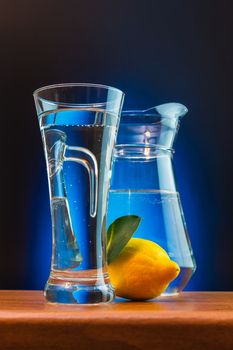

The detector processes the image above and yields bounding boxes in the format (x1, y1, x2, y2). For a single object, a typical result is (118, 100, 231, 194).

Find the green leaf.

(107, 215, 141, 264)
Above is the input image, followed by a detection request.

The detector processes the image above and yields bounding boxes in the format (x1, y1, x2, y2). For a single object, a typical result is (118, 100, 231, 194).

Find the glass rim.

(121, 103, 188, 119)
(115, 143, 174, 152)
(121, 110, 160, 118)
(33, 82, 124, 98)
(121, 110, 186, 118)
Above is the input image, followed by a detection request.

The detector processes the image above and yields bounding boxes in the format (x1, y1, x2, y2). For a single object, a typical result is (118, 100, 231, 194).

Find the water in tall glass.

(40, 108, 117, 303)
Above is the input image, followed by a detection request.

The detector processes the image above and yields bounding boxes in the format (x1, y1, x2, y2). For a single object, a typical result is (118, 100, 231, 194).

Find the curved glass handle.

(64, 146, 98, 218)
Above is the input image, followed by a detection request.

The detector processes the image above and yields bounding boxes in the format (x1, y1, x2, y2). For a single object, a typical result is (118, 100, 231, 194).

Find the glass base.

(161, 291, 180, 297)
(44, 272, 115, 304)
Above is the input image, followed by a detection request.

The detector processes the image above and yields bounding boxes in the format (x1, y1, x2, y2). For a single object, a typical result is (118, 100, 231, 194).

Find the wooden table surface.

(0, 291, 233, 350)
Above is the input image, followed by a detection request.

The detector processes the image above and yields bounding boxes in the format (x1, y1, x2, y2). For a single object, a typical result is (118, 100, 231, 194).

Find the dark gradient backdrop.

(0, 0, 232, 291)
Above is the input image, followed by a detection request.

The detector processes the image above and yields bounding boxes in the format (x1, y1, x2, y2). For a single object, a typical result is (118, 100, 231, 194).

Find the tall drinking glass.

(34, 83, 124, 304)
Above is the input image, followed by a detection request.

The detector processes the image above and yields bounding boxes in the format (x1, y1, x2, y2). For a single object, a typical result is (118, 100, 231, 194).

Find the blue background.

(0, 0, 232, 291)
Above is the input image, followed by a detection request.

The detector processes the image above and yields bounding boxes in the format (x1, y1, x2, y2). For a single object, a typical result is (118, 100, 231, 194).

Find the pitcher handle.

(64, 146, 98, 218)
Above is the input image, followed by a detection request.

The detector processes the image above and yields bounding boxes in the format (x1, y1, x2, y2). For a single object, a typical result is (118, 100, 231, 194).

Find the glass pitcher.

(107, 103, 196, 296)
(34, 83, 124, 304)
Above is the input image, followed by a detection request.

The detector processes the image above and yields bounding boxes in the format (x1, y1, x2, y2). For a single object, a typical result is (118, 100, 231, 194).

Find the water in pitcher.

(40, 109, 117, 281)
(107, 189, 195, 295)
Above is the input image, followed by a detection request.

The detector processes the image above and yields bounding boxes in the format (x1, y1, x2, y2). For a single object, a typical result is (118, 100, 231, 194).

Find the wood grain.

(0, 291, 233, 350)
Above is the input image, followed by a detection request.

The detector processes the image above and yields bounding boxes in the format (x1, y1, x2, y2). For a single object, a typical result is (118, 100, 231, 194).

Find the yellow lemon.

(108, 238, 180, 300)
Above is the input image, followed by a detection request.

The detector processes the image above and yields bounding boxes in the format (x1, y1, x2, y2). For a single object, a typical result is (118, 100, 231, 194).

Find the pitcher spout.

(144, 102, 188, 119)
